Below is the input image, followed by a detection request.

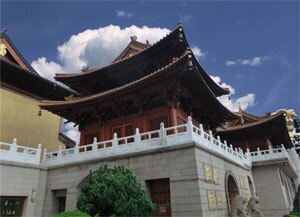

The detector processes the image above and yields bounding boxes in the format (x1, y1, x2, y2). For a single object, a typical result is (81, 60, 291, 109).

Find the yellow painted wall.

(0, 87, 63, 151)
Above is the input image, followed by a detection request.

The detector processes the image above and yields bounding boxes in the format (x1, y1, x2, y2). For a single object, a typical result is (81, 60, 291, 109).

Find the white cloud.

(225, 60, 236, 66)
(191, 46, 205, 60)
(31, 57, 64, 81)
(61, 120, 80, 145)
(116, 10, 133, 18)
(31, 25, 170, 76)
(225, 56, 270, 66)
(210, 75, 256, 112)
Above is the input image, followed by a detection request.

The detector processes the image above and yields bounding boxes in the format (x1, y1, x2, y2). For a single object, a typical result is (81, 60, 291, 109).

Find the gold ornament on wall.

(0, 43, 7, 56)
(204, 164, 213, 182)
(207, 190, 216, 210)
(213, 167, 219, 184)
(216, 191, 223, 209)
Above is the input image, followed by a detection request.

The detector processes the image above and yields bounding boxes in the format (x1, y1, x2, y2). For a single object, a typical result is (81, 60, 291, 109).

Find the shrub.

(77, 165, 155, 217)
(52, 210, 90, 217)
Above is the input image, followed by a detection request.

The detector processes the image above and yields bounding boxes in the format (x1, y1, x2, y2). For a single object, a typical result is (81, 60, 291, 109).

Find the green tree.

(52, 210, 90, 217)
(77, 165, 156, 217)
(294, 118, 300, 143)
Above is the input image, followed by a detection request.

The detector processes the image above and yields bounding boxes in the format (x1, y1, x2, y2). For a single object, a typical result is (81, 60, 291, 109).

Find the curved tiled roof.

(40, 51, 190, 108)
(217, 111, 286, 132)
(54, 25, 229, 97)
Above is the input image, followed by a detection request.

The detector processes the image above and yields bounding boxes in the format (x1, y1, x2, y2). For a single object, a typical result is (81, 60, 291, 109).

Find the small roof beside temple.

(217, 110, 294, 148)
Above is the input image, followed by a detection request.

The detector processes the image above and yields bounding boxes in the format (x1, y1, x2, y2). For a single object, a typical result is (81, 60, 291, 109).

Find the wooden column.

(169, 105, 177, 127)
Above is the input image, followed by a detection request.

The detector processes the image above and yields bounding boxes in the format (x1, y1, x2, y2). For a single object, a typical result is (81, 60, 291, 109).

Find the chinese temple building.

(0, 25, 299, 217)
(41, 25, 237, 145)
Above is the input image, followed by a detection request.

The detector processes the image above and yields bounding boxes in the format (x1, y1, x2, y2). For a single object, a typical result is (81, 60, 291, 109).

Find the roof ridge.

(1, 32, 38, 74)
(55, 25, 181, 79)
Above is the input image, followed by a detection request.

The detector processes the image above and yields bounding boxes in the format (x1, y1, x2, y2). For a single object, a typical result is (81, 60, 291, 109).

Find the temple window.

(112, 122, 135, 138)
(149, 116, 168, 131)
(84, 132, 99, 145)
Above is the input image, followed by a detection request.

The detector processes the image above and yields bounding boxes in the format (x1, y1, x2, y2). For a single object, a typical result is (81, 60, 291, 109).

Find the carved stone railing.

(250, 145, 297, 174)
(0, 139, 41, 165)
(43, 116, 251, 168)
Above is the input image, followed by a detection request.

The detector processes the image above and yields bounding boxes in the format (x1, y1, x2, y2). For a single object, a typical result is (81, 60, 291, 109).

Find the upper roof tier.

(55, 25, 230, 97)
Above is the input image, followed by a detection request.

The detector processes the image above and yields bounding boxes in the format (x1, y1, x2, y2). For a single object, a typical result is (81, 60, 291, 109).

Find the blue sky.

(2, 1, 299, 116)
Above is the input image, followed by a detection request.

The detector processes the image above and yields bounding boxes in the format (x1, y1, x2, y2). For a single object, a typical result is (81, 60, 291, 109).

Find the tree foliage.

(294, 118, 300, 143)
(52, 210, 90, 217)
(77, 165, 156, 217)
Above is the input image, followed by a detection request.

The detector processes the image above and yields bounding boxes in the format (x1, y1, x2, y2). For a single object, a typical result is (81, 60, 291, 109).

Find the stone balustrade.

(250, 145, 297, 173)
(2, 119, 299, 171)
(43, 116, 252, 168)
(0, 139, 41, 165)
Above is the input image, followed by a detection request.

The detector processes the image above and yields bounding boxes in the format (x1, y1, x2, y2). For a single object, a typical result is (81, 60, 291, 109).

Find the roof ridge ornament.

(130, 35, 137, 41)
(178, 24, 184, 42)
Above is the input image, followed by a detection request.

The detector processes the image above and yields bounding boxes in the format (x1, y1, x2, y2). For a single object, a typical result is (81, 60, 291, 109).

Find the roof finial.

(130, 35, 137, 41)
(146, 39, 149, 44)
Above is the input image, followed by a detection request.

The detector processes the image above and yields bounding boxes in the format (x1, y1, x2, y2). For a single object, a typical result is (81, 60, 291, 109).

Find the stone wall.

(43, 142, 252, 217)
(252, 165, 293, 217)
(0, 161, 47, 217)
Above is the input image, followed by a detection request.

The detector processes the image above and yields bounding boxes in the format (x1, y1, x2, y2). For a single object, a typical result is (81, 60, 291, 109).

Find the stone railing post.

(257, 147, 261, 156)
(186, 116, 194, 140)
(199, 124, 204, 135)
(268, 145, 273, 154)
(135, 128, 141, 144)
(74, 144, 79, 155)
(159, 123, 167, 146)
(246, 148, 250, 156)
(209, 130, 213, 142)
(36, 144, 42, 163)
(112, 133, 118, 148)
(57, 145, 62, 159)
(11, 138, 17, 153)
(216, 136, 221, 145)
(43, 148, 47, 161)
(92, 137, 98, 151)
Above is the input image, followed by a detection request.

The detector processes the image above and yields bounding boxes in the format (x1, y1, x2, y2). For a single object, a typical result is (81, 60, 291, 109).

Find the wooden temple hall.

(40, 24, 238, 146)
